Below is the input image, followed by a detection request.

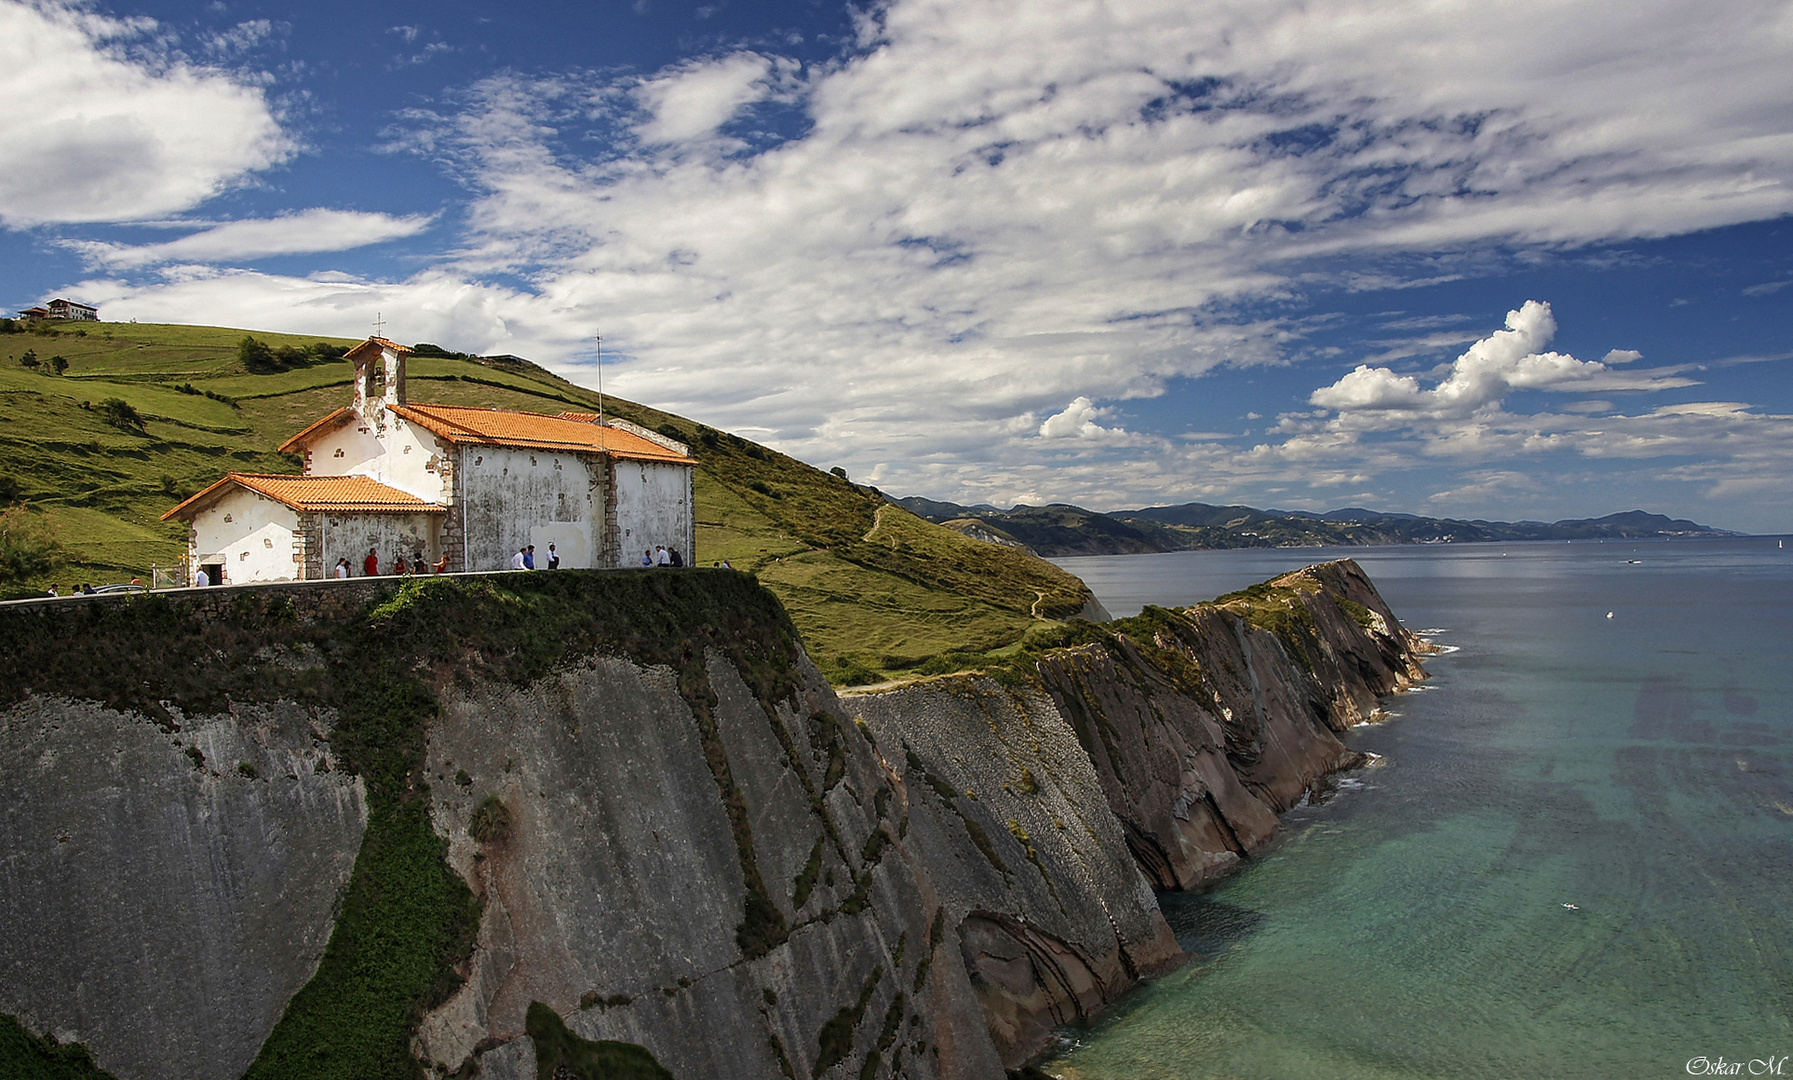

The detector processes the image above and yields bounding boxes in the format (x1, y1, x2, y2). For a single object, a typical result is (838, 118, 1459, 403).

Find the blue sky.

(4, 0, 1791, 532)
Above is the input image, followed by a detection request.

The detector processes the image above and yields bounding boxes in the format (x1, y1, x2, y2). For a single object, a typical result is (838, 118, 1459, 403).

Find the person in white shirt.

(335, 558, 350, 579)
(654, 545, 670, 567)
(511, 548, 527, 570)
(195, 568, 210, 588)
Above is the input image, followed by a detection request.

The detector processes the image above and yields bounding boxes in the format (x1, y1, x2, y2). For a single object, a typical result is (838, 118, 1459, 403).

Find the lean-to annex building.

(163, 337, 696, 584)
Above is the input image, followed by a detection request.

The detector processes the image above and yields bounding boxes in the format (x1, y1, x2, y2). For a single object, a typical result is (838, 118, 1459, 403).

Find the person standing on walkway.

(512, 547, 527, 570)
(335, 558, 349, 579)
(364, 548, 379, 576)
(524, 545, 536, 570)
(547, 543, 559, 569)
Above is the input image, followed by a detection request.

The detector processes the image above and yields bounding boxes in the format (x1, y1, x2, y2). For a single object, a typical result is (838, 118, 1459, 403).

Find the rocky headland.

(0, 559, 1425, 1079)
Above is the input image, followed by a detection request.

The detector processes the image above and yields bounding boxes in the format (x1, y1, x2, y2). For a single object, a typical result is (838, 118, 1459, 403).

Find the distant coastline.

(891, 496, 1737, 558)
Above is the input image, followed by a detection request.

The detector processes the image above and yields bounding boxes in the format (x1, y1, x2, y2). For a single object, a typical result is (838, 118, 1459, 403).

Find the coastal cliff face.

(849, 559, 1428, 1063)
(409, 646, 1007, 1080)
(0, 697, 365, 1080)
(0, 559, 1422, 1079)
(1031, 559, 1428, 892)
(848, 680, 1183, 1067)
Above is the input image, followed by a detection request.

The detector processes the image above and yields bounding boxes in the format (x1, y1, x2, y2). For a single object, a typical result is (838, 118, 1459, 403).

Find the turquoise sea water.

(1045, 538, 1793, 1080)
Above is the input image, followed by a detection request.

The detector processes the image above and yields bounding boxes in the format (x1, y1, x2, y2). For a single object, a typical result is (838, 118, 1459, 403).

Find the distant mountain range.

(888, 497, 1735, 557)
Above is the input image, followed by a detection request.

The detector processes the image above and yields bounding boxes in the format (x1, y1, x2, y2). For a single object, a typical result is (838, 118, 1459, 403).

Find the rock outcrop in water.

(0, 560, 1423, 1079)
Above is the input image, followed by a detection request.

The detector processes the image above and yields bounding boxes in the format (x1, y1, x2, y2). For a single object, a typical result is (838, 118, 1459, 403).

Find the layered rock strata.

(0, 559, 1423, 1079)
(0, 696, 364, 1080)
(1033, 558, 1427, 891)
(849, 559, 1428, 1063)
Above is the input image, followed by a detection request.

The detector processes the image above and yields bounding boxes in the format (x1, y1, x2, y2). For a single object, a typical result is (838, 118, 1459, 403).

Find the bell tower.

(346, 337, 411, 418)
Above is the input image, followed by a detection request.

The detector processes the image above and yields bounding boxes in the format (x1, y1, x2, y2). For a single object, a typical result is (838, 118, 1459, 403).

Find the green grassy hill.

(0, 320, 1094, 685)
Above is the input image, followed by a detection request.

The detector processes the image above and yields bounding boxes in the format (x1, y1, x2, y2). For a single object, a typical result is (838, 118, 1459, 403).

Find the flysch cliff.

(0, 559, 1424, 1079)
(1029, 558, 1428, 892)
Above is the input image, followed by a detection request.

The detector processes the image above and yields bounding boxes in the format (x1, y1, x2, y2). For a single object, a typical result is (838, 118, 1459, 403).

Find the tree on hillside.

(240, 336, 343, 373)
(18, 349, 37, 368)
(238, 335, 279, 373)
(100, 397, 145, 433)
(49, 355, 67, 375)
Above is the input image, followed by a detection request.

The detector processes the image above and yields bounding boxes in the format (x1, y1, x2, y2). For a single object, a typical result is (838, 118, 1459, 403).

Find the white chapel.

(164, 337, 696, 584)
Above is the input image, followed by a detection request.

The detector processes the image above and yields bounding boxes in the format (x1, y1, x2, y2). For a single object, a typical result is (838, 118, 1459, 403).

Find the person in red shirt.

(363, 548, 379, 576)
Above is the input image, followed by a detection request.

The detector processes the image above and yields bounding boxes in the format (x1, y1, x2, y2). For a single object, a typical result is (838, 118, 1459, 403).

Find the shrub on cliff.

(468, 795, 511, 844)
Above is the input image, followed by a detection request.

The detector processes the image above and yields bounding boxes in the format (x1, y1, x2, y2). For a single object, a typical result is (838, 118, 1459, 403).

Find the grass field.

(0, 319, 1097, 682)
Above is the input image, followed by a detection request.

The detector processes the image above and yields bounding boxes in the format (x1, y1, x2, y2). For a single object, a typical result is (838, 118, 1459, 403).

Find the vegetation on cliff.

(0, 555, 1428, 1078)
(0, 1016, 118, 1079)
(897, 562, 1381, 719)
(0, 320, 1090, 683)
(0, 569, 817, 1079)
(525, 1002, 675, 1080)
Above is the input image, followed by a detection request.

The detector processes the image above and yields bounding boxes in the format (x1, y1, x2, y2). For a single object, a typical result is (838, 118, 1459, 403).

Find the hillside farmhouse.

(163, 337, 696, 584)
(18, 298, 98, 321)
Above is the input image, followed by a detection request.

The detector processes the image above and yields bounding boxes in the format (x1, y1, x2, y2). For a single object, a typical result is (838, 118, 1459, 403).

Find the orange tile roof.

(163, 473, 446, 521)
(392, 404, 696, 463)
(343, 336, 413, 363)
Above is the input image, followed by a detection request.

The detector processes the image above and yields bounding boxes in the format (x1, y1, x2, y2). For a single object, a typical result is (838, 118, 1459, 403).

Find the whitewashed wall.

(187, 489, 301, 584)
(614, 459, 694, 566)
(458, 447, 601, 572)
(302, 413, 452, 506)
(317, 512, 442, 577)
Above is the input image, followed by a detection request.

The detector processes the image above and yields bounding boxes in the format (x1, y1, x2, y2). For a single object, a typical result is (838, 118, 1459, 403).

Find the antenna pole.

(596, 333, 604, 429)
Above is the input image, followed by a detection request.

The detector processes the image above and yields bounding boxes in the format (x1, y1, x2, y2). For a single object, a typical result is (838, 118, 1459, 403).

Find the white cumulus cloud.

(0, 0, 291, 226)
(1310, 301, 1696, 418)
(1039, 396, 1126, 440)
